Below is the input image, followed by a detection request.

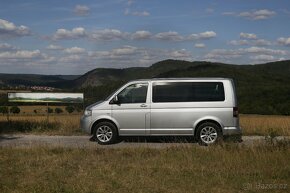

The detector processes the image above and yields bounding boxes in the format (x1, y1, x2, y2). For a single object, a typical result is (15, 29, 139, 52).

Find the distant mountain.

(0, 74, 80, 88)
(73, 59, 290, 115)
(0, 60, 289, 115)
(73, 59, 290, 87)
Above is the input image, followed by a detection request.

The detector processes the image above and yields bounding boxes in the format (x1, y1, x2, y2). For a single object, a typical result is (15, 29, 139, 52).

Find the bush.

(55, 108, 63, 114)
(75, 105, 83, 112)
(47, 107, 53, 114)
(10, 106, 20, 114)
(65, 106, 75, 114)
(0, 106, 8, 115)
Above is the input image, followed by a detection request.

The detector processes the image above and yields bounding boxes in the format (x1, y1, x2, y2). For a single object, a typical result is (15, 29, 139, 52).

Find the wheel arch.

(193, 117, 223, 139)
(90, 116, 119, 135)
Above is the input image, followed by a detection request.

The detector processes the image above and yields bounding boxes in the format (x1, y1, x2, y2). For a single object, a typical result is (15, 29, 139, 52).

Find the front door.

(111, 83, 150, 135)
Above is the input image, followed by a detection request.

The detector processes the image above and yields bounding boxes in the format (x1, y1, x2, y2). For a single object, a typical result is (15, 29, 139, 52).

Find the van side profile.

(81, 78, 242, 145)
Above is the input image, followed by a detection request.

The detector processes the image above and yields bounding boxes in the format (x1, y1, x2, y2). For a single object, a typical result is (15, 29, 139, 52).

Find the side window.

(153, 82, 224, 102)
(117, 83, 148, 104)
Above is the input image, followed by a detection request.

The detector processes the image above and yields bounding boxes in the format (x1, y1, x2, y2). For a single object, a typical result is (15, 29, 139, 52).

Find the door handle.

(140, 104, 147, 107)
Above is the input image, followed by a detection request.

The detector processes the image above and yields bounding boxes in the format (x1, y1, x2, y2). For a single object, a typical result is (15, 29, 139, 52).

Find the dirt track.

(1, 134, 287, 148)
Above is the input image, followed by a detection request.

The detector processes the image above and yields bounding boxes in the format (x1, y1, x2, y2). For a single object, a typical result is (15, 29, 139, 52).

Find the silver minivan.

(81, 78, 242, 145)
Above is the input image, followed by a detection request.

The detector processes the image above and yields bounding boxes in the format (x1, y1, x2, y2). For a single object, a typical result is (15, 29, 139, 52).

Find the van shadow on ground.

(121, 136, 196, 143)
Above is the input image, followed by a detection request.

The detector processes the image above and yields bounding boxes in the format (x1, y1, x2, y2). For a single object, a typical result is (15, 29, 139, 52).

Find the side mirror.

(110, 95, 120, 104)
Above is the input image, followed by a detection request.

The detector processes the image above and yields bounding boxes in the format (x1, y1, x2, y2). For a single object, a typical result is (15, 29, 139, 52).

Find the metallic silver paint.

(80, 78, 242, 138)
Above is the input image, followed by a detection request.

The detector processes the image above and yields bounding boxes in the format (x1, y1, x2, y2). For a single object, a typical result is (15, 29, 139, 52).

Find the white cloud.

(204, 46, 288, 64)
(74, 5, 90, 16)
(88, 46, 193, 67)
(168, 49, 191, 59)
(89, 46, 138, 60)
(194, 43, 205, 48)
(188, 31, 217, 40)
(59, 55, 83, 63)
(124, 9, 150, 16)
(0, 50, 42, 59)
(204, 49, 242, 60)
(277, 37, 290, 46)
(0, 43, 17, 51)
(131, 11, 150, 16)
(240, 32, 257, 39)
(46, 44, 63, 50)
(253, 39, 272, 46)
(131, 31, 152, 40)
(243, 46, 287, 55)
(111, 46, 137, 55)
(0, 19, 31, 38)
(250, 54, 275, 62)
(228, 40, 250, 46)
(53, 27, 86, 40)
(239, 9, 276, 20)
(155, 31, 184, 41)
(229, 39, 272, 46)
(90, 29, 129, 41)
(223, 9, 276, 20)
(63, 47, 86, 54)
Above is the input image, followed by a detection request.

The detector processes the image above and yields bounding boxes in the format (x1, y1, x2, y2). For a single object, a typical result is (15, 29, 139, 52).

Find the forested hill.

(75, 60, 290, 115)
(0, 60, 289, 115)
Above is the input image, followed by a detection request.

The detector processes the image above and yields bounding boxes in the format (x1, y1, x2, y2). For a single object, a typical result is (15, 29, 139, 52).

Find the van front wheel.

(93, 122, 118, 145)
(197, 122, 222, 145)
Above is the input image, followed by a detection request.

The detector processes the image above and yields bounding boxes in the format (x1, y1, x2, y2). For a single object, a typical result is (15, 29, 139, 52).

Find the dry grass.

(0, 144, 289, 193)
(0, 114, 82, 135)
(240, 114, 290, 136)
(0, 114, 289, 136)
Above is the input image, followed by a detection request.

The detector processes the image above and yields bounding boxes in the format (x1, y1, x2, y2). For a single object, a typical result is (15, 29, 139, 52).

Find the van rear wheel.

(197, 122, 222, 145)
(93, 122, 118, 145)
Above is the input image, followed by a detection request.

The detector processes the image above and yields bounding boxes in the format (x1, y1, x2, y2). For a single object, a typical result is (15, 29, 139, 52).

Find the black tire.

(196, 122, 222, 146)
(93, 122, 118, 145)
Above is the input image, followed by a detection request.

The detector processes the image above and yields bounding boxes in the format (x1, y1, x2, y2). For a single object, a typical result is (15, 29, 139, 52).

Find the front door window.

(117, 83, 148, 104)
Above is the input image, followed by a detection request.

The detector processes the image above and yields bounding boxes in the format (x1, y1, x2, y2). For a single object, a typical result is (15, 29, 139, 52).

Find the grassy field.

(0, 114, 83, 135)
(240, 114, 290, 136)
(0, 114, 289, 136)
(0, 143, 289, 193)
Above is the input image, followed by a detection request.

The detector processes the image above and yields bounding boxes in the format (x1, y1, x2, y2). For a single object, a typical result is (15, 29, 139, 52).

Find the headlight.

(84, 109, 92, 116)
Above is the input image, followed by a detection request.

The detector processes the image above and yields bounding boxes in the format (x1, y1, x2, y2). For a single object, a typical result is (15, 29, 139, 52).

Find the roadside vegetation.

(0, 114, 83, 135)
(0, 114, 289, 136)
(0, 142, 289, 193)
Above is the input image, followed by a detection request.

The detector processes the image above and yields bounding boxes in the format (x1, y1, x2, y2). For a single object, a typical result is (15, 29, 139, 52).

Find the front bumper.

(222, 126, 242, 136)
(80, 115, 92, 134)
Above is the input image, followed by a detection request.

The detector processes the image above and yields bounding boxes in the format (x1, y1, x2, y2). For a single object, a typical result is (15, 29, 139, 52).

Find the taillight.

(233, 107, 239, 117)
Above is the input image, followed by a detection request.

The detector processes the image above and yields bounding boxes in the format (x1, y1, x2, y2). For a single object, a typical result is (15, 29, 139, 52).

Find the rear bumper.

(222, 126, 242, 136)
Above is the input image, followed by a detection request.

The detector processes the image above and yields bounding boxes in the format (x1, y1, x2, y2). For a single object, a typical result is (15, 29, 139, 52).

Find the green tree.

(55, 107, 63, 114)
(0, 106, 8, 115)
(65, 106, 75, 114)
(10, 106, 20, 114)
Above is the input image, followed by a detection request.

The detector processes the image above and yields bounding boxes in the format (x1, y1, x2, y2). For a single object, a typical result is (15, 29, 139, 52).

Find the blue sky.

(0, 0, 290, 74)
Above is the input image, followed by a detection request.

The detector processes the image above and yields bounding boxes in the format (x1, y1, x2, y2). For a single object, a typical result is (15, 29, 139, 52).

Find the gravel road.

(1, 134, 287, 148)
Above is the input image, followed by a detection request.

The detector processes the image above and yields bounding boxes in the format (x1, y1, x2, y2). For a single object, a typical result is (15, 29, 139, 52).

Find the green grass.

(0, 143, 289, 193)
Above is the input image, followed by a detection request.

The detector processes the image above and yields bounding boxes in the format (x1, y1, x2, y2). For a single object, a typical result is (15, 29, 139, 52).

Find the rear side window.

(152, 82, 225, 103)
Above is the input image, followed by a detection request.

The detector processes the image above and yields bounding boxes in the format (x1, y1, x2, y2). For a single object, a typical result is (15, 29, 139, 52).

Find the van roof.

(129, 78, 232, 82)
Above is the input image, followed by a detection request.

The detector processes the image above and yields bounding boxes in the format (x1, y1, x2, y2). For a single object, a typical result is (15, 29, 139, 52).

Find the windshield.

(104, 83, 127, 101)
